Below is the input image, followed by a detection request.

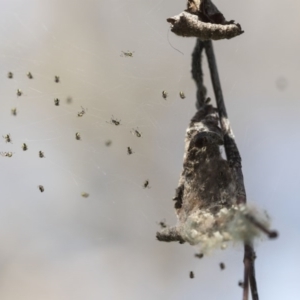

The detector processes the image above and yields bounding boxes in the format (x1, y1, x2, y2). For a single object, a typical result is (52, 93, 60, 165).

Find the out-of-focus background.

(0, 0, 299, 299)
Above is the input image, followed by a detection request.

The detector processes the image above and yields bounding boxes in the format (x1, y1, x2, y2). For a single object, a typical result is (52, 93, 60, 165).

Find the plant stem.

(202, 39, 259, 300)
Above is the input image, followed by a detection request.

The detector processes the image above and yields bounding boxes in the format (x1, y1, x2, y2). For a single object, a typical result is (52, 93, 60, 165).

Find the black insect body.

(27, 72, 33, 79)
(189, 271, 194, 279)
(77, 107, 86, 117)
(131, 128, 142, 138)
(75, 132, 81, 140)
(159, 220, 167, 228)
(22, 143, 28, 151)
(220, 262, 225, 270)
(105, 140, 112, 146)
(121, 51, 134, 57)
(39, 151, 44, 158)
(108, 116, 121, 126)
(1, 152, 13, 157)
(3, 134, 12, 143)
(162, 91, 168, 99)
(143, 180, 150, 189)
(195, 253, 204, 259)
(11, 108, 17, 116)
(54, 98, 60, 106)
(127, 147, 133, 155)
(38, 185, 44, 192)
(55, 76, 60, 83)
(8, 72, 13, 79)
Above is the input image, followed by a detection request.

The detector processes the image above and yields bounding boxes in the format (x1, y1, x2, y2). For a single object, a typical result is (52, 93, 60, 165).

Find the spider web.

(0, 0, 299, 300)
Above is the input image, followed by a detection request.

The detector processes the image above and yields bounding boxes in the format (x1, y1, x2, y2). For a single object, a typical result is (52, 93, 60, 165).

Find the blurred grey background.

(0, 0, 299, 299)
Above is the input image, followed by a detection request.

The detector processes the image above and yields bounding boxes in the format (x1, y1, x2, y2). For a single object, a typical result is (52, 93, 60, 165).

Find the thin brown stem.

(245, 214, 278, 239)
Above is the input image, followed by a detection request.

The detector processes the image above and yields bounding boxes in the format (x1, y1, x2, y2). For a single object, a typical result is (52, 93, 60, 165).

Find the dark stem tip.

(268, 230, 278, 239)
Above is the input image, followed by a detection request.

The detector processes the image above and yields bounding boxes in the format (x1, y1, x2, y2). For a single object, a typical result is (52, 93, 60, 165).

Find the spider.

(107, 116, 121, 126)
(3, 134, 11, 143)
(143, 180, 150, 189)
(39, 151, 44, 158)
(22, 143, 28, 151)
(77, 107, 86, 117)
(105, 140, 112, 146)
(162, 90, 168, 99)
(127, 147, 133, 155)
(75, 132, 81, 140)
(179, 91, 186, 99)
(11, 108, 17, 116)
(1, 152, 13, 157)
(27, 72, 33, 79)
(54, 98, 60, 106)
(158, 220, 167, 229)
(121, 51, 134, 57)
(17, 89, 22, 96)
(38, 185, 44, 192)
(131, 128, 142, 138)
(54, 76, 60, 83)
(194, 253, 204, 259)
(8, 72, 13, 79)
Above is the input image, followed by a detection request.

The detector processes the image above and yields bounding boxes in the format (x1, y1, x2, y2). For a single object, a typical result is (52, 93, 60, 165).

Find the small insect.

(8, 72, 13, 79)
(189, 271, 194, 279)
(105, 140, 112, 146)
(219, 262, 225, 270)
(81, 192, 89, 198)
(131, 128, 142, 138)
(38, 185, 44, 192)
(27, 72, 33, 79)
(143, 180, 150, 189)
(127, 147, 133, 155)
(238, 281, 244, 288)
(11, 108, 17, 116)
(121, 51, 134, 57)
(179, 91, 186, 99)
(77, 107, 86, 117)
(22, 143, 28, 151)
(17, 89, 22, 96)
(162, 90, 168, 99)
(54, 75, 60, 83)
(194, 253, 204, 259)
(107, 116, 121, 126)
(3, 134, 11, 143)
(158, 220, 167, 228)
(39, 151, 44, 158)
(75, 132, 81, 140)
(54, 98, 60, 106)
(1, 152, 13, 157)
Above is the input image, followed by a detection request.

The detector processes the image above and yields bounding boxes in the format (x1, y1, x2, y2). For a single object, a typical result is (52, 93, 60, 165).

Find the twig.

(191, 39, 207, 109)
(166, 12, 243, 40)
(202, 39, 258, 300)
